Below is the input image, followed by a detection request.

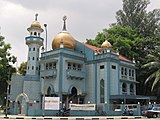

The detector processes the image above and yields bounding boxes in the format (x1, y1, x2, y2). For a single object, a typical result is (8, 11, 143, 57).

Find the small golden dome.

(101, 40, 112, 48)
(31, 21, 41, 28)
(52, 32, 76, 49)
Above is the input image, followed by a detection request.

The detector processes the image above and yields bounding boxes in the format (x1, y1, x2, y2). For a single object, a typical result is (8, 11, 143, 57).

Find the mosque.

(8, 14, 154, 116)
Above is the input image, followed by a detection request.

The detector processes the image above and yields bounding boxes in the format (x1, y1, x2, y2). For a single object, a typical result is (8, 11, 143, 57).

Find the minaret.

(25, 13, 44, 76)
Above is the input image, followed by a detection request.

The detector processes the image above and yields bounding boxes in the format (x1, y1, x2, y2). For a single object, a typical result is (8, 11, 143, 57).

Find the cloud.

(0, 0, 159, 67)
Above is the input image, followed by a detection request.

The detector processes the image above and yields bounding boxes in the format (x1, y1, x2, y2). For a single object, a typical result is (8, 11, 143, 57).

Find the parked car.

(142, 106, 160, 118)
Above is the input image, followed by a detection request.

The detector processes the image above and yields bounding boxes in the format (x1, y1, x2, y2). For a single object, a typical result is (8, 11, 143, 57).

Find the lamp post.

(42, 76, 45, 117)
(4, 67, 11, 118)
(44, 24, 47, 52)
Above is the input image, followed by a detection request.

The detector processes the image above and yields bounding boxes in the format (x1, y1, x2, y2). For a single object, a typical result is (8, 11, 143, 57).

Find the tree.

(86, 32, 106, 48)
(142, 46, 160, 92)
(115, 0, 160, 36)
(0, 35, 17, 107)
(87, 26, 143, 60)
(18, 62, 27, 75)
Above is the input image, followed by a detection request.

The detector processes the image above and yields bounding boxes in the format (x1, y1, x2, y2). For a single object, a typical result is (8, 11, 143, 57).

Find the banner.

(43, 97, 60, 110)
(69, 104, 95, 110)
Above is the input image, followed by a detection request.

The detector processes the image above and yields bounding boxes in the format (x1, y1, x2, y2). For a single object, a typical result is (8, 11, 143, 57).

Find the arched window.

(125, 68, 127, 75)
(129, 69, 131, 76)
(122, 83, 127, 93)
(130, 84, 134, 95)
(121, 67, 124, 75)
(34, 32, 37, 36)
(132, 70, 134, 77)
(100, 79, 105, 103)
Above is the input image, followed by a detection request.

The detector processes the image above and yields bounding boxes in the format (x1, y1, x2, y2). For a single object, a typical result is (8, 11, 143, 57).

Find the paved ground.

(0, 114, 156, 120)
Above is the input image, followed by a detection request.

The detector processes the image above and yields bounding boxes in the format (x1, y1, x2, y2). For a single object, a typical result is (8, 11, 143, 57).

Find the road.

(0, 115, 159, 120)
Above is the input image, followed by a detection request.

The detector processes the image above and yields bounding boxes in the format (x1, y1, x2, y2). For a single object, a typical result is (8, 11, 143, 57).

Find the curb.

(2, 116, 143, 119)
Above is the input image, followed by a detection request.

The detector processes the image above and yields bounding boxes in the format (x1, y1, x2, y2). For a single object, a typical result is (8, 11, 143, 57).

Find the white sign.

(69, 104, 95, 110)
(43, 97, 60, 110)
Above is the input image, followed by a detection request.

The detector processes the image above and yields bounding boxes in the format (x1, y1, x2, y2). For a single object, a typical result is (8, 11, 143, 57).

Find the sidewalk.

(0, 114, 143, 119)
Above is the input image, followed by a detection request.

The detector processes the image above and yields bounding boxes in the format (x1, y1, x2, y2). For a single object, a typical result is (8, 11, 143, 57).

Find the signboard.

(43, 97, 60, 110)
(69, 104, 95, 110)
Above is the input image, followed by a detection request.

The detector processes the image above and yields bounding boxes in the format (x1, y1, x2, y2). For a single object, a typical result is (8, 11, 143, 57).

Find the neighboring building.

(9, 14, 155, 116)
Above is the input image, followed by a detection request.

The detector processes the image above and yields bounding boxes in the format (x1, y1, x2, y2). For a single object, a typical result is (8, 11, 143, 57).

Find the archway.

(71, 87, 78, 103)
(47, 87, 51, 96)
(15, 93, 29, 115)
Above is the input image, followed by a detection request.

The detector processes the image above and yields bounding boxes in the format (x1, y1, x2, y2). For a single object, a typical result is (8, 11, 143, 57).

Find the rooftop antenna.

(62, 15, 67, 31)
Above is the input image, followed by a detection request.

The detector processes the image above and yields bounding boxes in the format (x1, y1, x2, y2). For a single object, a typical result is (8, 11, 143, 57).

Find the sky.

(0, 0, 159, 67)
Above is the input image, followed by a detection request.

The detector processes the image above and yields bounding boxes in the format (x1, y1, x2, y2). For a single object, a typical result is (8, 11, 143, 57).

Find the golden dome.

(31, 21, 41, 28)
(101, 40, 112, 48)
(52, 32, 76, 49)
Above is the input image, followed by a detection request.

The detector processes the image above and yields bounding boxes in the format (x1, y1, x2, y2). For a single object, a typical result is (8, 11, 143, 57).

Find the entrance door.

(71, 87, 77, 103)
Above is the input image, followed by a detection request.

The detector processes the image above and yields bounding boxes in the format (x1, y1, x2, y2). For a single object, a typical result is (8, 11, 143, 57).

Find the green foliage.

(86, 32, 106, 47)
(142, 46, 160, 91)
(18, 62, 27, 75)
(103, 26, 142, 59)
(0, 35, 17, 106)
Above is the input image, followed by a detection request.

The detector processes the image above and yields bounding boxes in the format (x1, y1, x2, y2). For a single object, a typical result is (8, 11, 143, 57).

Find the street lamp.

(42, 77, 45, 117)
(4, 81, 10, 118)
(44, 24, 47, 52)
(4, 67, 11, 118)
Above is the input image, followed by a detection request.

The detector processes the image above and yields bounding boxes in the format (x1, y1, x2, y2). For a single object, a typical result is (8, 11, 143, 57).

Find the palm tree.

(142, 46, 160, 91)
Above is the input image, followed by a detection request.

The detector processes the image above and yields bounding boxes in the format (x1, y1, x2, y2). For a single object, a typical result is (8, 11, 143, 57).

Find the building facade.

(9, 15, 142, 116)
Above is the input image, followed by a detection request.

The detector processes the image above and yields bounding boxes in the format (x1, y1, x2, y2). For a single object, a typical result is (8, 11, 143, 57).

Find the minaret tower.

(25, 13, 44, 76)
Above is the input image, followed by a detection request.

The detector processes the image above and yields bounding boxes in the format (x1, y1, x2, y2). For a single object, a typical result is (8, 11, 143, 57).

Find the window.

(129, 69, 131, 76)
(32, 57, 34, 60)
(121, 67, 124, 75)
(34, 32, 37, 36)
(122, 83, 127, 93)
(53, 63, 56, 69)
(46, 63, 48, 70)
(68, 63, 71, 69)
(78, 64, 81, 71)
(112, 65, 116, 69)
(100, 65, 104, 69)
(100, 79, 105, 103)
(130, 84, 134, 94)
(132, 70, 134, 77)
(31, 32, 32, 35)
(73, 64, 76, 70)
(49, 63, 52, 69)
(38, 33, 40, 37)
(124, 68, 127, 75)
(33, 48, 35, 51)
(29, 48, 31, 51)
(32, 66, 34, 70)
